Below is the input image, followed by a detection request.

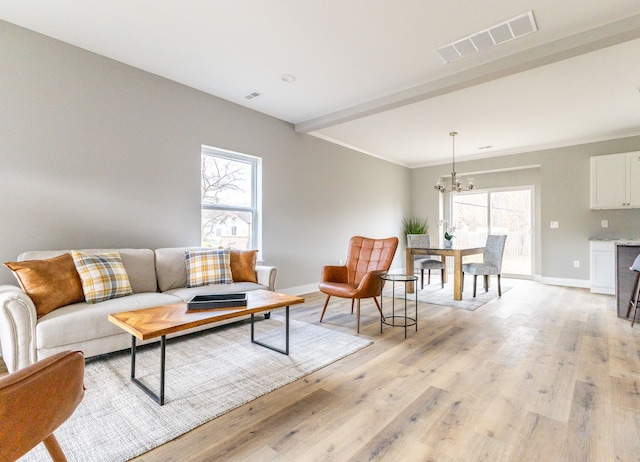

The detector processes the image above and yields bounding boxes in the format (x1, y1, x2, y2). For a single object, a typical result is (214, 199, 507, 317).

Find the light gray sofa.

(0, 247, 277, 372)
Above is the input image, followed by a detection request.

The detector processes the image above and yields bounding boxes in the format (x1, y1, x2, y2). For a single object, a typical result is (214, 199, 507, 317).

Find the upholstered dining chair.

(462, 234, 508, 297)
(0, 350, 85, 462)
(319, 236, 398, 333)
(408, 234, 445, 289)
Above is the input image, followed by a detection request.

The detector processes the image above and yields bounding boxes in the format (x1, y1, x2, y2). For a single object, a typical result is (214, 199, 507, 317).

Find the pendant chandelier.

(434, 131, 475, 194)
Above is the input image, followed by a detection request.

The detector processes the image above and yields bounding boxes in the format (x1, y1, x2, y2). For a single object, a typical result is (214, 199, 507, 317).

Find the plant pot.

(444, 240, 453, 248)
(407, 234, 430, 248)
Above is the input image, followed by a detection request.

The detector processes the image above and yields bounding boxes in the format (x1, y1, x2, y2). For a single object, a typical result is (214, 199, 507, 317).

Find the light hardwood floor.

(127, 279, 640, 461)
(4, 279, 639, 461)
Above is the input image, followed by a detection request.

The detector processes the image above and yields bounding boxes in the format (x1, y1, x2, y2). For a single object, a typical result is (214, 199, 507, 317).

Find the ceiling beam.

(295, 14, 640, 134)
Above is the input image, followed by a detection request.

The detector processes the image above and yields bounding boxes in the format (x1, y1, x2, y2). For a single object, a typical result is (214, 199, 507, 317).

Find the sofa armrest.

(255, 266, 277, 291)
(0, 285, 38, 373)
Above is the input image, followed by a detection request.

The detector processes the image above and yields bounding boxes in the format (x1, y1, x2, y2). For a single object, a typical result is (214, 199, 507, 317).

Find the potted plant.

(402, 217, 429, 248)
(444, 231, 454, 248)
(438, 219, 455, 248)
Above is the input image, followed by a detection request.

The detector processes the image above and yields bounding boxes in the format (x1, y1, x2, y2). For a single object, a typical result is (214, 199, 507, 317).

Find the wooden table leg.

(453, 255, 463, 300)
(406, 248, 415, 293)
(441, 257, 448, 284)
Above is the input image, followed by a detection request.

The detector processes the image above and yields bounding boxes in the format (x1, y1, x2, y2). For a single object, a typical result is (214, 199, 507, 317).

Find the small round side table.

(380, 273, 418, 338)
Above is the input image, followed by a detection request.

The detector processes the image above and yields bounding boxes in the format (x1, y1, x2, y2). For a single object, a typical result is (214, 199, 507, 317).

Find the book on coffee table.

(187, 293, 248, 311)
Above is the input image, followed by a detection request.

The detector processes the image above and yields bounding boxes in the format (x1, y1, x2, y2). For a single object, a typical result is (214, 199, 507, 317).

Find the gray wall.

(0, 20, 410, 291)
(412, 138, 640, 284)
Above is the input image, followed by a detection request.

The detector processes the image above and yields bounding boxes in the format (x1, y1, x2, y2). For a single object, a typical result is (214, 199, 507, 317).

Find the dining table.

(405, 245, 486, 300)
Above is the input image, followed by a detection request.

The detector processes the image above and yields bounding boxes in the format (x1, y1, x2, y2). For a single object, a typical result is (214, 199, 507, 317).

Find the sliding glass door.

(451, 187, 533, 277)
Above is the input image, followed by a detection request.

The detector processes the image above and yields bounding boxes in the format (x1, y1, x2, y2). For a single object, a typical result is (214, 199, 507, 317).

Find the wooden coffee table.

(108, 289, 304, 405)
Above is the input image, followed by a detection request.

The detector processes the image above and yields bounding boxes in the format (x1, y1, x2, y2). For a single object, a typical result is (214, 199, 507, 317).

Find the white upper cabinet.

(627, 152, 640, 207)
(591, 152, 640, 209)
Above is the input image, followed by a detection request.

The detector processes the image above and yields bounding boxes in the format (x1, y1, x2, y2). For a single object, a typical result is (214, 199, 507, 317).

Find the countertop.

(589, 237, 640, 245)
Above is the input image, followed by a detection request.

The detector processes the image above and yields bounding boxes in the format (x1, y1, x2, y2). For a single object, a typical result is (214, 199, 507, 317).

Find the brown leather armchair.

(319, 236, 398, 333)
(0, 350, 85, 461)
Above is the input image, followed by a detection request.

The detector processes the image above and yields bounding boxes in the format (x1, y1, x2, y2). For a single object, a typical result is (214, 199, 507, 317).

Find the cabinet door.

(627, 152, 640, 207)
(591, 154, 626, 209)
(590, 241, 615, 294)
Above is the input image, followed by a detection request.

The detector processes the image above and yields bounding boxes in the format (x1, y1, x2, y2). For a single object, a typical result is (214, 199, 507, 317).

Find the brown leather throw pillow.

(5, 253, 85, 317)
(229, 249, 258, 283)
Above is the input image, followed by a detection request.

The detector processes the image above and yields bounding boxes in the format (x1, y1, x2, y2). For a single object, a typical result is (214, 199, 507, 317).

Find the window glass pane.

(452, 192, 489, 248)
(490, 190, 532, 275)
(201, 155, 252, 208)
(201, 209, 252, 250)
(201, 147, 258, 249)
(452, 192, 488, 264)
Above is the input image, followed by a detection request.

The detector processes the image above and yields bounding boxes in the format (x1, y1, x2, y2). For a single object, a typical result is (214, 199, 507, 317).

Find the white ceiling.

(2, 1, 639, 167)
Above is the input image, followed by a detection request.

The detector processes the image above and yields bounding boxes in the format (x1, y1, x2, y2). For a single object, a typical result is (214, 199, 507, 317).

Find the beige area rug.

(382, 280, 511, 311)
(19, 316, 371, 462)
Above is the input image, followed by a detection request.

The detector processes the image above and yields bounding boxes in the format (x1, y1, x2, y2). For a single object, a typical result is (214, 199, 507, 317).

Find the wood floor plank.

(290, 398, 399, 461)
(346, 386, 447, 461)
(490, 325, 539, 366)
(608, 322, 640, 380)
(610, 375, 640, 460)
(576, 332, 611, 389)
(528, 349, 579, 422)
(185, 388, 338, 461)
(556, 319, 585, 353)
(475, 363, 535, 446)
(508, 412, 569, 461)
(565, 380, 614, 461)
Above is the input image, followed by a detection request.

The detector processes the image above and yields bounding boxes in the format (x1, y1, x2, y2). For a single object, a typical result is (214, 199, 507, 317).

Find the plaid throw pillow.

(185, 249, 233, 287)
(72, 252, 133, 304)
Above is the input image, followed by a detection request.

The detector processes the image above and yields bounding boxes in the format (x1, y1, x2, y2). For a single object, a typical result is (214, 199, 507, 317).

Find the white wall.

(0, 20, 411, 292)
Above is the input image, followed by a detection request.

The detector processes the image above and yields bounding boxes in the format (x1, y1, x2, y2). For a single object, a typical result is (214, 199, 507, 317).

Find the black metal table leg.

(130, 334, 166, 405)
(380, 274, 418, 337)
(251, 305, 290, 355)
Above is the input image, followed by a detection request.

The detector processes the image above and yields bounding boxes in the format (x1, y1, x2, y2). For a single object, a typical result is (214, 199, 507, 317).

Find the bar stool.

(626, 254, 640, 327)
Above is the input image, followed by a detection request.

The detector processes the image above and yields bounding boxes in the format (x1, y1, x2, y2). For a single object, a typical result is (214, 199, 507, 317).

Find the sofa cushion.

(185, 249, 232, 287)
(4, 253, 85, 318)
(72, 252, 133, 304)
(18, 249, 158, 294)
(35, 292, 181, 350)
(230, 249, 258, 283)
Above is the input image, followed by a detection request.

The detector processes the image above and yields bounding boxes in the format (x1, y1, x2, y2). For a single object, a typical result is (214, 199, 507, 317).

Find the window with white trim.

(201, 146, 260, 250)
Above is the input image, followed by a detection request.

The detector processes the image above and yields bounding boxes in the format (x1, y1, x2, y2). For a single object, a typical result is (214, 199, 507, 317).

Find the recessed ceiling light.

(281, 74, 296, 83)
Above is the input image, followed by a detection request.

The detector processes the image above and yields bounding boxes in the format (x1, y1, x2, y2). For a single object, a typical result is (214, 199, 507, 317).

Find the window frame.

(201, 145, 261, 250)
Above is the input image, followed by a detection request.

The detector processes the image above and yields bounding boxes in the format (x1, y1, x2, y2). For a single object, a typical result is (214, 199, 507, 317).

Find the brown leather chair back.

(0, 350, 85, 461)
(346, 236, 399, 285)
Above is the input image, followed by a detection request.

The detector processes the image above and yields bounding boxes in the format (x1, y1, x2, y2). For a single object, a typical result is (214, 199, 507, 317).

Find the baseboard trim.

(535, 275, 591, 289)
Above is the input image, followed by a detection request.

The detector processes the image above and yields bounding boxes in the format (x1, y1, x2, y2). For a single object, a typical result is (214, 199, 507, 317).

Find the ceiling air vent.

(436, 11, 537, 63)
(244, 91, 263, 100)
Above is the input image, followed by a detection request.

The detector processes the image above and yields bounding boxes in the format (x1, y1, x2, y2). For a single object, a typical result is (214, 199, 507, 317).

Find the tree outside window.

(201, 147, 260, 250)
